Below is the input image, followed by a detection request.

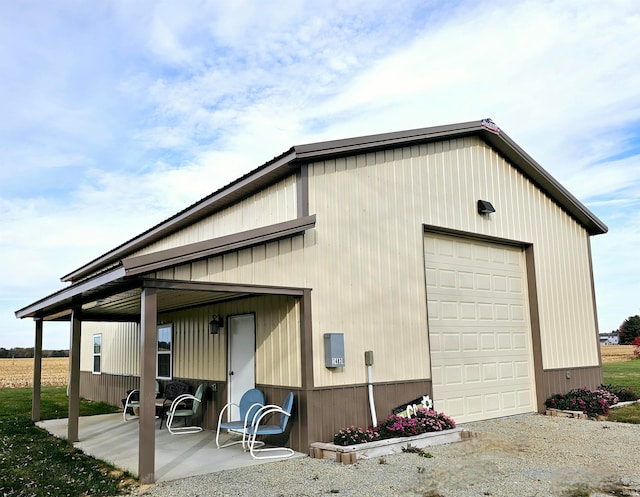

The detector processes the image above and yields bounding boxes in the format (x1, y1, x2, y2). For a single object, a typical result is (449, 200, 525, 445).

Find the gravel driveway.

(131, 414, 640, 497)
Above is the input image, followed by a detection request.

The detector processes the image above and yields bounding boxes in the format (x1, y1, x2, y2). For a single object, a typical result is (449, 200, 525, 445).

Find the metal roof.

(15, 218, 315, 321)
(61, 119, 607, 284)
(17, 119, 607, 322)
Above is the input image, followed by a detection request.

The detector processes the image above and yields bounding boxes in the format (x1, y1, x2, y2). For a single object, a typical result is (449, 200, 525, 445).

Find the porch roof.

(15, 216, 314, 322)
(15, 275, 306, 322)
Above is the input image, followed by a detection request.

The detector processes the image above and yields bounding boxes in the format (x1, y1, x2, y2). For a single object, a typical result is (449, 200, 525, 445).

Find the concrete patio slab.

(37, 413, 304, 482)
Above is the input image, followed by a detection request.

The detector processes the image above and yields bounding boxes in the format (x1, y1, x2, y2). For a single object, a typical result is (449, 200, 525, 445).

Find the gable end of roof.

(62, 119, 607, 283)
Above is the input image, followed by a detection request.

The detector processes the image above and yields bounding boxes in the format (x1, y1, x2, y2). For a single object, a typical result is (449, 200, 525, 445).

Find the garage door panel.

(462, 333, 479, 350)
(482, 363, 498, 381)
(501, 392, 516, 410)
(514, 361, 531, 378)
(495, 304, 510, 320)
(499, 362, 515, 379)
(428, 299, 530, 322)
(426, 233, 536, 424)
(467, 396, 484, 415)
(517, 389, 533, 407)
(484, 393, 501, 413)
(443, 334, 460, 351)
(464, 364, 481, 382)
(497, 333, 512, 349)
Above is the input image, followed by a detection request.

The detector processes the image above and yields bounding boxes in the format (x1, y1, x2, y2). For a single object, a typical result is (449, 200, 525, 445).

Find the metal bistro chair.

(216, 388, 265, 449)
(123, 380, 160, 421)
(165, 384, 205, 435)
(245, 392, 295, 459)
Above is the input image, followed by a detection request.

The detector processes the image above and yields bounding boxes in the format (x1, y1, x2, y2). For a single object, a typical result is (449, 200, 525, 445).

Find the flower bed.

(543, 385, 639, 419)
(310, 406, 468, 464)
(310, 427, 470, 464)
(333, 408, 456, 446)
(544, 387, 618, 418)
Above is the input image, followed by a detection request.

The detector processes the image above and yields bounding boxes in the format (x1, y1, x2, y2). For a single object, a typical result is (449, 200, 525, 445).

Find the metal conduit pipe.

(365, 351, 377, 427)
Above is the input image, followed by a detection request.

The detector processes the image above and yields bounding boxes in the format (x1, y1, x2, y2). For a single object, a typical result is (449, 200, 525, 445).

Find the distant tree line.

(0, 347, 69, 358)
(619, 315, 640, 344)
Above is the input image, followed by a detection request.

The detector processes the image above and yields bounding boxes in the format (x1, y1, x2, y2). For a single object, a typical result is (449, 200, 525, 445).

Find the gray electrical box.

(364, 350, 374, 366)
(324, 333, 345, 368)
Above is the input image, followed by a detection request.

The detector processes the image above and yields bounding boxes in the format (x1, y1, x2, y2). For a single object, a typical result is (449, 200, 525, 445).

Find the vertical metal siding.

(163, 295, 301, 387)
(89, 136, 598, 388)
(132, 175, 297, 257)
(80, 322, 140, 375)
(304, 136, 598, 384)
(308, 148, 432, 387)
(170, 136, 597, 385)
(81, 296, 301, 387)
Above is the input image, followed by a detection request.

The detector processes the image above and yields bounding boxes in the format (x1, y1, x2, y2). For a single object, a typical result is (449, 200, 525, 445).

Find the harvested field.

(0, 357, 68, 388)
(600, 344, 636, 363)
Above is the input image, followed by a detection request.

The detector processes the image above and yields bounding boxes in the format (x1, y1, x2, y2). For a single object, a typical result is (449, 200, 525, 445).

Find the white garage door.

(425, 233, 536, 423)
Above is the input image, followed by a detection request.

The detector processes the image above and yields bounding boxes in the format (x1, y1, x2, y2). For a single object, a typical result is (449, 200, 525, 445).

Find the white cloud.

(2, 0, 640, 348)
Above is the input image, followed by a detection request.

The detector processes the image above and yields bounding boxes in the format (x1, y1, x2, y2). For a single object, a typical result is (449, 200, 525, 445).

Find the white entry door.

(228, 314, 256, 419)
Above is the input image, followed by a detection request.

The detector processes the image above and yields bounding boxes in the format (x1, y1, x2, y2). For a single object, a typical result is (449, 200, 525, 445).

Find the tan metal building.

(16, 119, 607, 483)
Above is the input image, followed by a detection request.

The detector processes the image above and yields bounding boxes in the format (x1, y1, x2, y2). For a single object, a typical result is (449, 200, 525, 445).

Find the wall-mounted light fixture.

(477, 200, 495, 216)
(209, 315, 224, 334)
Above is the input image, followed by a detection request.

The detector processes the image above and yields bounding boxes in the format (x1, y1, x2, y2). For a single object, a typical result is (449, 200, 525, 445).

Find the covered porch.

(37, 412, 305, 482)
(16, 270, 312, 483)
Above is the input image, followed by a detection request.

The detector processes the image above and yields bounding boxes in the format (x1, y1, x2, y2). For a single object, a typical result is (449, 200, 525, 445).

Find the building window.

(157, 324, 172, 379)
(92, 334, 101, 374)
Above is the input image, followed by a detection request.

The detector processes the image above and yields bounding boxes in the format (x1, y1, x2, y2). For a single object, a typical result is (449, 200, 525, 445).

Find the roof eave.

(16, 266, 128, 320)
(292, 121, 606, 236)
(480, 129, 608, 235)
(61, 149, 298, 283)
(60, 119, 607, 284)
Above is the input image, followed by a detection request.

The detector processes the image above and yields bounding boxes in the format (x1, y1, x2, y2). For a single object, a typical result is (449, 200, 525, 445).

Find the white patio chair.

(123, 380, 160, 421)
(165, 384, 205, 435)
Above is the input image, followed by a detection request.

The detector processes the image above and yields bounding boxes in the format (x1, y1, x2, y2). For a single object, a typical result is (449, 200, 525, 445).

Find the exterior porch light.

(209, 315, 224, 334)
(477, 199, 495, 216)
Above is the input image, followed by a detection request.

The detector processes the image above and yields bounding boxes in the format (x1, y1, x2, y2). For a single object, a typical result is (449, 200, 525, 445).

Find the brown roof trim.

(479, 129, 607, 235)
(61, 149, 298, 283)
(61, 120, 606, 283)
(15, 266, 128, 319)
(292, 121, 480, 159)
(291, 121, 607, 235)
(122, 215, 316, 276)
(141, 278, 307, 296)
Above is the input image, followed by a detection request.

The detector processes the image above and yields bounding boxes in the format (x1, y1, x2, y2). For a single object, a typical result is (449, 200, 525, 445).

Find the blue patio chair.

(245, 392, 295, 459)
(216, 388, 265, 449)
(122, 380, 160, 421)
(165, 384, 205, 435)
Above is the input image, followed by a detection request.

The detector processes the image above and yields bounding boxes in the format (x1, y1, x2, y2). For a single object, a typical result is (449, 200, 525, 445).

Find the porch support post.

(139, 287, 157, 485)
(32, 319, 43, 421)
(297, 289, 313, 451)
(300, 289, 313, 389)
(68, 309, 82, 442)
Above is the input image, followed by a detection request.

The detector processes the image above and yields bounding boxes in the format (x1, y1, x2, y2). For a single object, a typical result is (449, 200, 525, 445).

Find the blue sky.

(1, 0, 639, 349)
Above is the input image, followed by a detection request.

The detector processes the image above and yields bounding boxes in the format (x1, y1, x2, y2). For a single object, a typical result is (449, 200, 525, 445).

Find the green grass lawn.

(602, 359, 640, 424)
(0, 387, 136, 497)
(602, 359, 640, 391)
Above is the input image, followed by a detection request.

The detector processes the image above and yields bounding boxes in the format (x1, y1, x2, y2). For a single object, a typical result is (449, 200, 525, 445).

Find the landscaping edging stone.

(545, 400, 640, 420)
(309, 427, 470, 464)
(545, 408, 588, 419)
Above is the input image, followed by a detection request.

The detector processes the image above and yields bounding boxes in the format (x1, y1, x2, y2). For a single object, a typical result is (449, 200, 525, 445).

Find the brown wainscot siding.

(81, 374, 432, 454)
(538, 366, 604, 411)
(80, 372, 225, 431)
(301, 380, 432, 453)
